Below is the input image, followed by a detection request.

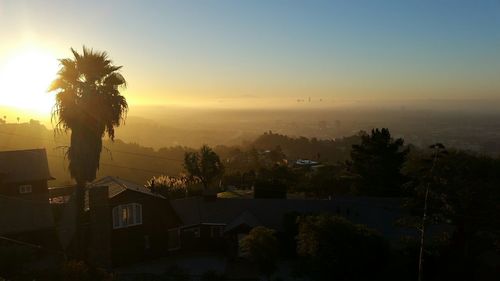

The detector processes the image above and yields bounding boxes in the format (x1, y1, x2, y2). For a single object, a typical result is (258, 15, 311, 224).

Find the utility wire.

(0, 131, 184, 162)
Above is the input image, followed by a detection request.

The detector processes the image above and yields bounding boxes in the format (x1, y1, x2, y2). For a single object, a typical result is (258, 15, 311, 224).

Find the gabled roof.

(90, 176, 164, 199)
(0, 149, 54, 183)
(224, 211, 261, 233)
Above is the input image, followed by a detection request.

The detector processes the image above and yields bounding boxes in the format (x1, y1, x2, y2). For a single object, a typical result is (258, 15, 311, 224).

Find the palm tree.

(49, 46, 127, 258)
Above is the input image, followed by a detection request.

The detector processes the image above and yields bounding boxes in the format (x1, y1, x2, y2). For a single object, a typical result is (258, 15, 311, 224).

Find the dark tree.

(350, 128, 408, 196)
(184, 145, 224, 191)
(404, 147, 500, 280)
(254, 164, 296, 198)
(300, 163, 356, 198)
(240, 226, 279, 280)
(296, 214, 390, 281)
(49, 46, 128, 257)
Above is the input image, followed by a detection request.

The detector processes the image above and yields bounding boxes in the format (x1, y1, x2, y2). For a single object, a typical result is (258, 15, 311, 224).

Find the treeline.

(250, 130, 360, 162)
(0, 123, 361, 186)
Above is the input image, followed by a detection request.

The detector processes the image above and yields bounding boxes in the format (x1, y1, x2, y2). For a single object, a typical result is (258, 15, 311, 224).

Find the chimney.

(88, 185, 111, 268)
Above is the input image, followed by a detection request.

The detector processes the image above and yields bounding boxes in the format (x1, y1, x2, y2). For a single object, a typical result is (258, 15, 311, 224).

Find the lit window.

(19, 184, 32, 194)
(112, 203, 142, 229)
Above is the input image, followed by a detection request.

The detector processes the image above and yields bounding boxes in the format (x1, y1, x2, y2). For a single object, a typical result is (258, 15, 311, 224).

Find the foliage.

(184, 145, 224, 190)
(295, 163, 356, 197)
(252, 131, 361, 163)
(296, 214, 390, 281)
(146, 175, 202, 199)
(49, 46, 128, 185)
(240, 226, 279, 279)
(404, 146, 500, 280)
(254, 165, 296, 198)
(280, 211, 301, 257)
(350, 128, 409, 196)
(49, 46, 128, 258)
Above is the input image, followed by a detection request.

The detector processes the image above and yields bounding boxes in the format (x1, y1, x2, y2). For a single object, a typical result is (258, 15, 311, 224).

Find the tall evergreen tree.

(350, 128, 408, 196)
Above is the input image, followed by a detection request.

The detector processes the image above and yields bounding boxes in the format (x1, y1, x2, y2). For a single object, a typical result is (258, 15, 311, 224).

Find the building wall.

(180, 224, 227, 252)
(108, 190, 181, 266)
(0, 180, 49, 201)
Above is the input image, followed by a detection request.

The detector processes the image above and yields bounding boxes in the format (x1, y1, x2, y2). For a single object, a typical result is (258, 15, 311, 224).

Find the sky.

(0, 0, 499, 110)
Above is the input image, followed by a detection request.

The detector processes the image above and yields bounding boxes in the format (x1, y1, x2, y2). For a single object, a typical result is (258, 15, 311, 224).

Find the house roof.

(0, 196, 55, 235)
(171, 197, 414, 239)
(84, 176, 165, 210)
(0, 149, 54, 183)
(90, 176, 165, 199)
(224, 211, 261, 233)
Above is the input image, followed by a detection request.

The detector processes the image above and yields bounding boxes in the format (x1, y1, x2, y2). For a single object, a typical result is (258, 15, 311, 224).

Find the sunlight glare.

(0, 49, 59, 114)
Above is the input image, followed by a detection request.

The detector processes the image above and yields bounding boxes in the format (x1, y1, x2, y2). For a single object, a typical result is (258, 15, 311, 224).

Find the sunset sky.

(0, 0, 499, 113)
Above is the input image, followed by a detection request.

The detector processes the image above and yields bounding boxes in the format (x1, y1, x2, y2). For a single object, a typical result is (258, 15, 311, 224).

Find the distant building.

(294, 159, 319, 166)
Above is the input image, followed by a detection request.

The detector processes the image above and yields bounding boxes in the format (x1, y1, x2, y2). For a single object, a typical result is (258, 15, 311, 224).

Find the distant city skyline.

(1, 0, 499, 111)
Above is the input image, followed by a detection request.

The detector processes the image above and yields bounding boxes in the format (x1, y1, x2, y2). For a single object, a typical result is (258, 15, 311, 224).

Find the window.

(19, 184, 32, 194)
(112, 203, 142, 229)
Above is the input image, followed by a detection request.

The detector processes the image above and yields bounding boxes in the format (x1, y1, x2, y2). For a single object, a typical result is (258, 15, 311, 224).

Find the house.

(170, 196, 416, 256)
(0, 149, 57, 247)
(0, 149, 55, 201)
(52, 176, 182, 267)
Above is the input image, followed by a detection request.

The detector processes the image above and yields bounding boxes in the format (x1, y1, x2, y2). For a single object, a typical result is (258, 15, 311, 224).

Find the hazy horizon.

(1, 0, 500, 114)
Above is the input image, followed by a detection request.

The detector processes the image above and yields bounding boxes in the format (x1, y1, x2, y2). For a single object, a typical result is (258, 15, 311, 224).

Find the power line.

(0, 131, 184, 162)
(0, 143, 177, 176)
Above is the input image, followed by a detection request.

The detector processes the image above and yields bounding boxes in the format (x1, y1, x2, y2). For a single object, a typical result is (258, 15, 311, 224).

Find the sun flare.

(0, 49, 59, 114)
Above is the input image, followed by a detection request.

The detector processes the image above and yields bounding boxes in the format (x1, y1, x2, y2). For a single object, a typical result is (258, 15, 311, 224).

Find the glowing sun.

(0, 49, 59, 114)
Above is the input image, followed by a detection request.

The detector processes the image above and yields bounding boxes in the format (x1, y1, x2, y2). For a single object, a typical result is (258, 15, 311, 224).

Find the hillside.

(0, 122, 364, 186)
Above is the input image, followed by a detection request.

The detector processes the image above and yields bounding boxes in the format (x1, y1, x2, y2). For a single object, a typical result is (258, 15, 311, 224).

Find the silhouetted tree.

(298, 163, 356, 197)
(296, 214, 390, 281)
(404, 147, 500, 280)
(254, 164, 296, 198)
(49, 46, 128, 258)
(184, 145, 224, 191)
(350, 128, 408, 196)
(240, 226, 279, 280)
